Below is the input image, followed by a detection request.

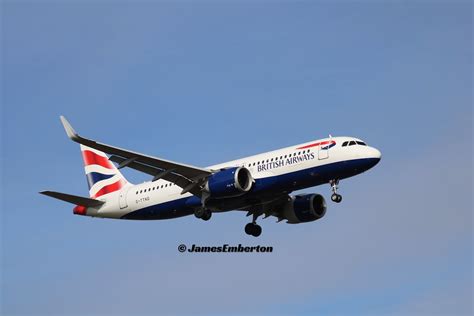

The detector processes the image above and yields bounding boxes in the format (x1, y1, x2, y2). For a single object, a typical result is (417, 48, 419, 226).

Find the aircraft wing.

(60, 116, 212, 195)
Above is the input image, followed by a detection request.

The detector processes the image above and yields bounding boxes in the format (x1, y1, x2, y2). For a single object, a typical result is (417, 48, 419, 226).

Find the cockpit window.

(342, 140, 368, 148)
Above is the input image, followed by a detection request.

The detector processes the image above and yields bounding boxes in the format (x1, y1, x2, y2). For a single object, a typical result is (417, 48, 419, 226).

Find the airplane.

(40, 116, 381, 237)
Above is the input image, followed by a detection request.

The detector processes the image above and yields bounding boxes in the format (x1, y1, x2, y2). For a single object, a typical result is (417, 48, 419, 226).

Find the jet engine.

(283, 194, 327, 223)
(204, 167, 253, 199)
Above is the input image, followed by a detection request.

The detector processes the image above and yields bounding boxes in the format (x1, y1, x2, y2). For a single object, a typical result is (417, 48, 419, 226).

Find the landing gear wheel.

(245, 223, 254, 235)
(252, 224, 262, 237)
(331, 194, 342, 203)
(244, 223, 262, 237)
(194, 208, 204, 219)
(201, 210, 212, 221)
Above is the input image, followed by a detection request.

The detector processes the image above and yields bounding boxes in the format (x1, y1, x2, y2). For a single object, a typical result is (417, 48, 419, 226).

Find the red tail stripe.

(92, 179, 126, 198)
(82, 150, 115, 169)
(296, 140, 335, 150)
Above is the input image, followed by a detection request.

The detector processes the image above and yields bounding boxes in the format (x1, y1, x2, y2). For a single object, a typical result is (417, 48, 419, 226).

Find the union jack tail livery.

(80, 145, 129, 198)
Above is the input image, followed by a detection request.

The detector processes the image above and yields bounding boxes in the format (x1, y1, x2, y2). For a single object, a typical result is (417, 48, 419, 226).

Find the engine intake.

(205, 167, 253, 199)
(283, 194, 327, 223)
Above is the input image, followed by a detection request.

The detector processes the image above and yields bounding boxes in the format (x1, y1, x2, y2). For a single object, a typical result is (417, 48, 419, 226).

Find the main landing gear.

(245, 213, 262, 237)
(330, 179, 342, 203)
(194, 208, 212, 221)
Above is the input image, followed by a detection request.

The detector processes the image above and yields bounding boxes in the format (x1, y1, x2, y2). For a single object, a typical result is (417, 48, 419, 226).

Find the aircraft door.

(119, 187, 129, 209)
(318, 144, 329, 160)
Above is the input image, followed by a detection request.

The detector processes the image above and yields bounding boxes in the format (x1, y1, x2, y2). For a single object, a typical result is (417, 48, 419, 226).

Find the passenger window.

(349, 141, 356, 146)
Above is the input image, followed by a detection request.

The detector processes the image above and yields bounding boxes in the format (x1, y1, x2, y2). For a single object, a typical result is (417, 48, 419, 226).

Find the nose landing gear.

(245, 213, 262, 237)
(330, 179, 342, 203)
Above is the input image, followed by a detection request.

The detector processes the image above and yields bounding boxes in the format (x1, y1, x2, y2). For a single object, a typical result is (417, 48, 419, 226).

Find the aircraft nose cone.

(368, 147, 381, 168)
(361, 147, 381, 170)
(372, 147, 382, 160)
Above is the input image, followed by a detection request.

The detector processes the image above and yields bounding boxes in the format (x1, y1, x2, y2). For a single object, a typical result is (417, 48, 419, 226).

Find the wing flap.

(109, 155, 204, 196)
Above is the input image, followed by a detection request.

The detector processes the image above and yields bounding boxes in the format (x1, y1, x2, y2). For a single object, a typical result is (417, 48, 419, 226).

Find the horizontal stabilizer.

(40, 191, 105, 207)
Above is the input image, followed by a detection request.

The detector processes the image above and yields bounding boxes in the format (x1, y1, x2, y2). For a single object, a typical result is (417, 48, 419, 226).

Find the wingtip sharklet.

(60, 115, 80, 141)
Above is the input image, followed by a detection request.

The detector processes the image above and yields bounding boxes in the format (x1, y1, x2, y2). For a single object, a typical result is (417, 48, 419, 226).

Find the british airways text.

(257, 152, 315, 172)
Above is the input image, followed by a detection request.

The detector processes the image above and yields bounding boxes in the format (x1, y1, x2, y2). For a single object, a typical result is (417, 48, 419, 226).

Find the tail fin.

(80, 145, 129, 198)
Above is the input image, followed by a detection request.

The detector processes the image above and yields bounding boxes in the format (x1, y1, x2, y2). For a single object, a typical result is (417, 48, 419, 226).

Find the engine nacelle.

(283, 194, 327, 223)
(204, 167, 253, 199)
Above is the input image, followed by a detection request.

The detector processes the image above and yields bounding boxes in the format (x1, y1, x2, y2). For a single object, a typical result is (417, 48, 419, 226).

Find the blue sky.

(1, 1, 472, 315)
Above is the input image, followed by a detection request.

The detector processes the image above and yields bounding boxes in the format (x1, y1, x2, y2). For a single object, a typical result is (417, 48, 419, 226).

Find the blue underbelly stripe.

(121, 158, 379, 220)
